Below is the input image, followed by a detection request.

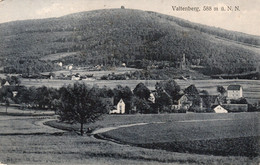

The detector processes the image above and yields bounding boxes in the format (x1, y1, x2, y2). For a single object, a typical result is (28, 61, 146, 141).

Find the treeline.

(0, 80, 187, 113)
(2, 58, 61, 74)
(168, 15, 260, 46)
(1, 80, 259, 114)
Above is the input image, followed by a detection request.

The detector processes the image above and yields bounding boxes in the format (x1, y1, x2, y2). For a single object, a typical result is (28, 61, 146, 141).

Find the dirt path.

(91, 122, 148, 134)
(91, 122, 166, 135)
(91, 118, 234, 135)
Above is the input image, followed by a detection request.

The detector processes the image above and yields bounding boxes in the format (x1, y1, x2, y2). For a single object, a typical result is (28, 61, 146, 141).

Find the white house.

(4, 81, 10, 86)
(12, 91, 18, 97)
(109, 99, 125, 114)
(71, 75, 80, 81)
(148, 93, 155, 103)
(227, 85, 243, 99)
(57, 62, 63, 67)
(171, 95, 191, 110)
(212, 105, 228, 113)
(66, 64, 73, 70)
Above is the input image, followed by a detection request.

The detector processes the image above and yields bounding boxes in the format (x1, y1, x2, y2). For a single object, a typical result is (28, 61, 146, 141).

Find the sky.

(0, 0, 259, 36)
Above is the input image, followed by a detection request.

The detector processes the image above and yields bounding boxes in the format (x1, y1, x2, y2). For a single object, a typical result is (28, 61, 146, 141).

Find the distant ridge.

(0, 8, 259, 75)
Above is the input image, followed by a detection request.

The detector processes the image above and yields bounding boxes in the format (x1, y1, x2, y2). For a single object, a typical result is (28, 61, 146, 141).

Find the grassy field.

(45, 67, 140, 79)
(100, 113, 260, 157)
(40, 52, 80, 61)
(0, 106, 55, 116)
(1, 112, 260, 164)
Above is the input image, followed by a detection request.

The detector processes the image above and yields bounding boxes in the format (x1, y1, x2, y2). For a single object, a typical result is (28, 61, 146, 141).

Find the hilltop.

(0, 8, 259, 76)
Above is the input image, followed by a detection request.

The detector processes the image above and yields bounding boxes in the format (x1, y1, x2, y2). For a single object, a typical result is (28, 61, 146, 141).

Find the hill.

(0, 8, 259, 75)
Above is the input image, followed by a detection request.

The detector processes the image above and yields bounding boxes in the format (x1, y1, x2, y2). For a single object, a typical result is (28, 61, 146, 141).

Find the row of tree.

(1, 80, 259, 135)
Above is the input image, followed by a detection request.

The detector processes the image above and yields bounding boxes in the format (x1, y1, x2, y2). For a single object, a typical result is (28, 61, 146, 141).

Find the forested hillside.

(0, 8, 259, 75)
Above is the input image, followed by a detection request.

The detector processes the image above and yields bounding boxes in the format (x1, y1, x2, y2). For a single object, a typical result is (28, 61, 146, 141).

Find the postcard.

(0, 0, 259, 164)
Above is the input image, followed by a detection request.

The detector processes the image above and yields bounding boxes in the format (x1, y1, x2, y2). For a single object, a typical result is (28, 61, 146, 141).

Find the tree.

(184, 85, 199, 95)
(58, 82, 108, 135)
(10, 76, 21, 86)
(217, 86, 226, 95)
(155, 91, 172, 113)
(133, 82, 150, 100)
(155, 79, 180, 100)
(0, 87, 13, 113)
(134, 98, 150, 114)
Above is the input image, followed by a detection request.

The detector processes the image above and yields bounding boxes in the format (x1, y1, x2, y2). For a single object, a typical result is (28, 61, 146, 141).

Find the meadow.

(99, 113, 260, 157)
(1, 108, 260, 164)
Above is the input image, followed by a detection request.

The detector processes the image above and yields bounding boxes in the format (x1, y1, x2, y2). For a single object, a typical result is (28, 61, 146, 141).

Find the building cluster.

(109, 84, 249, 114)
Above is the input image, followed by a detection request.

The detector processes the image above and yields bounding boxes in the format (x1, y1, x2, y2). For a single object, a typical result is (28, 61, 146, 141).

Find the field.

(100, 113, 260, 157)
(21, 78, 260, 103)
(1, 106, 260, 164)
(45, 67, 141, 79)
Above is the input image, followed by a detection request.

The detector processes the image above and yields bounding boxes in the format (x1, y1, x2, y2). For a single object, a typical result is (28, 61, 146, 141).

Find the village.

(109, 83, 251, 114)
(0, 72, 258, 115)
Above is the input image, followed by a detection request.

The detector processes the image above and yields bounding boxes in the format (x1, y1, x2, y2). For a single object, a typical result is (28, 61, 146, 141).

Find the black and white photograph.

(0, 0, 259, 164)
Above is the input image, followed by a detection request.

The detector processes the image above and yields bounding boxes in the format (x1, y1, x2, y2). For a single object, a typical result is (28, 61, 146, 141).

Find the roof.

(4, 81, 10, 86)
(174, 94, 185, 101)
(227, 85, 241, 90)
(211, 104, 222, 109)
(222, 104, 248, 112)
(116, 98, 125, 105)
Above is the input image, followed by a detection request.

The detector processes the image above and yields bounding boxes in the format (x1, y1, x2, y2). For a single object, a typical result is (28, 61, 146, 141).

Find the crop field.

(100, 112, 260, 157)
(47, 67, 140, 79)
(21, 78, 260, 103)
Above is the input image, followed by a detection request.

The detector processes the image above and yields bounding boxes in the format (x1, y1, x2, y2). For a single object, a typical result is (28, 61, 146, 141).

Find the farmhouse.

(56, 62, 63, 67)
(211, 105, 228, 113)
(227, 85, 243, 99)
(171, 95, 191, 110)
(148, 93, 155, 103)
(3, 81, 10, 86)
(222, 104, 248, 112)
(109, 99, 125, 114)
(65, 64, 73, 70)
(71, 75, 80, 81)
(12, 91, 18, 97)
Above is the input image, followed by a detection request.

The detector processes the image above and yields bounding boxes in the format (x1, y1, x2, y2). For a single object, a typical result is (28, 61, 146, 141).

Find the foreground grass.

(45, 113, 260, 164)
(1, 133, 259, 165)
(1, 112, 260, 164)
(46, 112, 259, 133)
(100, 113, 260, 157)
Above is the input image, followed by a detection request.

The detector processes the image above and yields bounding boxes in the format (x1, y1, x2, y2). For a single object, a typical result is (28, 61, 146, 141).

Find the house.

(227, 85, 243, 99)
(4, 81, 10, 86)
(212, 105, 228, 113)
(109, 99, 125, 114)
(71, 75, 80, 81)
(65, 64, 73, 70)
(12, 91, 18, 97)
(148, 93, 155, 103)
(222, 104, 248, 112)
(56, 62, 63, 67)
(171, 95, 191, 110)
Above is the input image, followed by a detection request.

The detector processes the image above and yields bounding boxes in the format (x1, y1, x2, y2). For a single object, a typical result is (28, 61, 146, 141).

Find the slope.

(0, 8, 259, 75)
